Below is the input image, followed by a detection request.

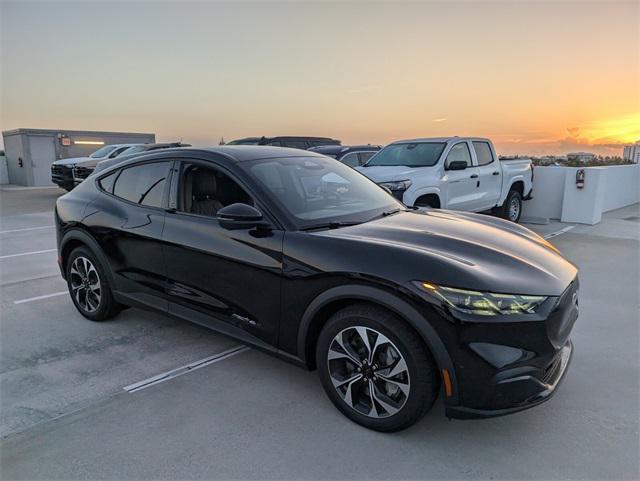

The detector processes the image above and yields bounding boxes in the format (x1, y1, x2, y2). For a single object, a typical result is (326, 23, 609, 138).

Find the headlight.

(380, 180, 412, 191)
(418, 282, 547, 316)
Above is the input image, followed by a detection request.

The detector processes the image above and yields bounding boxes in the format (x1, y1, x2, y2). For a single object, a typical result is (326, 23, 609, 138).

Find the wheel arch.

(296, 285, 458, 403)
(498, 178, 525, 206)
(59, 227, 115, 286)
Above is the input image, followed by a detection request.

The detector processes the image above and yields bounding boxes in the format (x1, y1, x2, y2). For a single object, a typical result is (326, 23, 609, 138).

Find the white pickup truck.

(356, 137, 533, 222)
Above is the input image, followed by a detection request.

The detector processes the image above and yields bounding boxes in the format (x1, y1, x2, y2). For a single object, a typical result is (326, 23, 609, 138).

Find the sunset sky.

(1, 1, 638, 156)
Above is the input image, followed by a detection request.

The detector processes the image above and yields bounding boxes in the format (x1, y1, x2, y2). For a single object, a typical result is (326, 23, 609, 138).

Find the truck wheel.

(500, 189, 522, 223)
(316, 303, 439, 432)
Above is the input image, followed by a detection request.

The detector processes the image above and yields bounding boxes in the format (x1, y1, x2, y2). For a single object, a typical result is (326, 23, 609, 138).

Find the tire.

(499, 189, 522, 223)
(316, 303, 440, 432)
(65, 246, 122, 321)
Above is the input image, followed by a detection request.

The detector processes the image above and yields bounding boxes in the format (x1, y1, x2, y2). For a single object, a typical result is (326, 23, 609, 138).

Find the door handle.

(470, 174, 479, 179)
(492, 171, 500, 176)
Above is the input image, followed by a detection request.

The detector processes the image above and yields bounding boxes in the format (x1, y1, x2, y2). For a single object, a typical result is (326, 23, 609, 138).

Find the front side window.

(112, 162, 170, 208)
(243, 156, 401, 227)
(178, 164, 253, 218)
(472, 141, 494, 166)
(446, 142, 472, 167)
(358, 152, 376, 165)
(365, 142, 446, 167)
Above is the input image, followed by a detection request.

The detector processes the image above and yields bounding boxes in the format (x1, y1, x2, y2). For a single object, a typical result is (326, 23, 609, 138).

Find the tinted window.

(109, 146, 132, 158)
(282, 141, 308, 149)
(98, 171, 118, 193)
(473, 141, 494, 166)
(366, 143, 446, 167)
(340, 152, 360, 167)
(90, 145, 119, 158)
(112, 162, 169, 208)
(446, 143, 472, 167)
(358, 152, 376, 164)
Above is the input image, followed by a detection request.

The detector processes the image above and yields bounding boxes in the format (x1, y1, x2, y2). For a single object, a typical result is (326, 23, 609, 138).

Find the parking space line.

(544, 226, 576, 239)
(0, 249, 57, 259)
(14, 291, 68, 304)
(123, 345, 250, 393)
(0, 225, 54, 234)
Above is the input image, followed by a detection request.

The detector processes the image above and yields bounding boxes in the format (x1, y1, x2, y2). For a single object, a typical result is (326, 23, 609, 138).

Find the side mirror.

(446, 160, 468, 171)
(217, 203, 266, 230)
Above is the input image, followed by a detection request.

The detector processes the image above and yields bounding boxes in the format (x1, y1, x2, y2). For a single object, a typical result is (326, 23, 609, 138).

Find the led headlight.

(419, 282, 547, 316)
(379, 180, 412, 191)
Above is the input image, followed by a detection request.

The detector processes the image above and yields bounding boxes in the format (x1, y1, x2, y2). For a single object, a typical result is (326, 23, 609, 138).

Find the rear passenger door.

(89, 161, 173, 309)
(472, 141, 502, 210)
(444, 141, 480, 211)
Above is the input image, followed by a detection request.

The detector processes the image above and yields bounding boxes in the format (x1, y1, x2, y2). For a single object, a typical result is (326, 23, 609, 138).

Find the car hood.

(356, 166, 423, 183)
(315, 210, 577, 296)
(52, 156, 93, 166)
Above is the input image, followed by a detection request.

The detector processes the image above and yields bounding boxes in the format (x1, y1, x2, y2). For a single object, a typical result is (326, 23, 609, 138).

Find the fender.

(498, 176, 525, 206)
(296, 284, 459, 404)
(405, 186, 442, 208)
(59, 227, 116, 287)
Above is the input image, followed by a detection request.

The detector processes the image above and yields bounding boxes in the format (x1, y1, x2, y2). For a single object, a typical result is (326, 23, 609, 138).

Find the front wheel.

(499, 189, 522, 223)
(316, 303, 439, 432)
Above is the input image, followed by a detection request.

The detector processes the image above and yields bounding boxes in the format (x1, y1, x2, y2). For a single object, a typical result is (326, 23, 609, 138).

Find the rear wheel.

(66, 246, 122, 321)
(316, 303, 439, 432)
(499, 189, 522, 222)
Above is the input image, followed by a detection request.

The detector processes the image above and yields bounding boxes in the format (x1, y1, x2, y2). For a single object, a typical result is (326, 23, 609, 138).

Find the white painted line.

(123, 345, 250, 393)
(543, 225, 576, 239)
(14, 291, 68, 304)
(0, 225, 54, 234)
(0, 249, 57, 260)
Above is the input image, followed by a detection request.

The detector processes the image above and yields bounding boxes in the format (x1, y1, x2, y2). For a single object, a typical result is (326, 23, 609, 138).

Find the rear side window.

(340, 152, 360, 167)
(98, 171, 118, 193)
(112, 162, 170, 208)
(473, 141, 494, 166)
(282, 141, 308, 149)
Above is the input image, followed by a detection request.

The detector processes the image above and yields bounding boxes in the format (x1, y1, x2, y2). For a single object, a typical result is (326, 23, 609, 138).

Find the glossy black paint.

(55, 146, 578, 419)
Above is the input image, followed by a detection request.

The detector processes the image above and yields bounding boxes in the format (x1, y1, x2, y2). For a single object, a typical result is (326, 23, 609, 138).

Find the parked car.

(51, 144, 138, 191)
(308, 145, 382, 167)
(357, 137, 533, 222)
(74, 142, 191, 181)
(55, 146, 577, 432)
(227, 136, 340, 149)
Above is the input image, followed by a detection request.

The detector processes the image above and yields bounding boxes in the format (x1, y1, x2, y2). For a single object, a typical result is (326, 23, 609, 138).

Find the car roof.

(310, 145, 381, 154)
(149, 145, 327, 162)
(230, 136, 339, 143)
(389, 137, 490, 144)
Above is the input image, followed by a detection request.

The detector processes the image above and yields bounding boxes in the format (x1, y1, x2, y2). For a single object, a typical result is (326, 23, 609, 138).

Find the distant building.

(567, 152, 596, 163)
(623, 141, 640, 163)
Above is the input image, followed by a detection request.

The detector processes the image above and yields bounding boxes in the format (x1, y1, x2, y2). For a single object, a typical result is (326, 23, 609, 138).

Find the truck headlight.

(418, 282, 547, 316)
(379, 180, 412, 191)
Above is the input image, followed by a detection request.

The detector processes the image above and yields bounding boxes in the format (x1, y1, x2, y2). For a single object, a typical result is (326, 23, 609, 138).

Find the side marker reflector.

(442, 368, 453, 397)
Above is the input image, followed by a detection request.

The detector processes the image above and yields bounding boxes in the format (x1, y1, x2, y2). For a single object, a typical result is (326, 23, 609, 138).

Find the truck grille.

(74, 166, 93, 180)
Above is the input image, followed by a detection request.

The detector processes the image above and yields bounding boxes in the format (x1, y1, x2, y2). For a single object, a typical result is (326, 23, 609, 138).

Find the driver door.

(444, 141, 480, 211)
(161, 158, 284, 349)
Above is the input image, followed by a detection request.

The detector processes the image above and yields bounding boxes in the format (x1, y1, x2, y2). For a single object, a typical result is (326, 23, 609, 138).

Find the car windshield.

(243, 156, 402, 228)
(365, 142, 446, 167)
(89, 145, 119, 158)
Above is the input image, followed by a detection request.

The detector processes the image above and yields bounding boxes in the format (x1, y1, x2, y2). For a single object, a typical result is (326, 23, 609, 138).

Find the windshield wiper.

(300, 221, 362, 231)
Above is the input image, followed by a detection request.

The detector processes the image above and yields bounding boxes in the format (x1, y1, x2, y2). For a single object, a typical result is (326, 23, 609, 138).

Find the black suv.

(227, 136, 340, 149)
(309, 145, 382, 167)
(55, 146, 577, 431)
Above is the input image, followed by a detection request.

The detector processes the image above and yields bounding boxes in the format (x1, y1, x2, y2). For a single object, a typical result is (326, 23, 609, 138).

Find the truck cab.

(357, 137, 533, 222)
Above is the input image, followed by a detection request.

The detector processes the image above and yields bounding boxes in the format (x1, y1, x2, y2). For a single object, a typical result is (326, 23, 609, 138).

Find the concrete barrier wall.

(522, 164, 639, 224)
(0, 156, 8, 184)
(601, 164, 640, 212)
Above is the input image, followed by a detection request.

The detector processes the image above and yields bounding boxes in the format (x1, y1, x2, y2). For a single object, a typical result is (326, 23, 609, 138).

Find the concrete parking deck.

(0, 188, 638, 480)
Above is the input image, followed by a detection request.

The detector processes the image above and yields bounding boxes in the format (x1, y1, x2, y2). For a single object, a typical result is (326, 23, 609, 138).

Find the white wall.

(522, 164, 639, 224)
(601, 164, 640, 212)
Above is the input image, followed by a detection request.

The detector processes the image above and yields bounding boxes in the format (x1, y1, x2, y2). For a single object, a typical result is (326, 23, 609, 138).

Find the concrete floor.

(0, 188, 638, 480)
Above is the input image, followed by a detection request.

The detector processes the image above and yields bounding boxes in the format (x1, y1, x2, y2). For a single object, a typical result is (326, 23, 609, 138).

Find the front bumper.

(446, 340, 572, 419)
(51, 165, 74, 189)
(407, 277, 578, 420)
